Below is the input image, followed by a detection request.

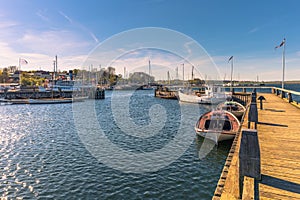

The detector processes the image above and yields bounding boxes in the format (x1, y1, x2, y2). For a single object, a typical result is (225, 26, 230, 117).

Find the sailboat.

(141, 60, 154, 90)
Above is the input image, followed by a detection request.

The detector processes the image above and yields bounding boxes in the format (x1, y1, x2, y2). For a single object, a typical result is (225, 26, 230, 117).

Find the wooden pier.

(213, 89, 300, 199)
(0, 87, 105, 100)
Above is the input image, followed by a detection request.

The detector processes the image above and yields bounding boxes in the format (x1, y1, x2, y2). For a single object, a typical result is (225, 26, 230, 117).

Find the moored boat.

(155, 86, 177, 99)
(178, 91, 216, 104)
(216, 101, 246, 119)
(178, 85, 228, 104)
(195, 110, 240, 143)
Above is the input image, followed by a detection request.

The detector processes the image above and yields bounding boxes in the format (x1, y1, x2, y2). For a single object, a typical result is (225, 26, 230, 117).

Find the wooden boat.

(217, 101, 246, 119)
(155, 86, 177, 99)
(195, 110, 240, 143)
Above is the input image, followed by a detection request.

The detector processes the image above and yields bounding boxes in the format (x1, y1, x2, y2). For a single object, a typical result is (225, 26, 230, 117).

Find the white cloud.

(36, 9, 50, 22)
(18, 30, 92, 56)
(59, 11, 73, 24)
(0, 21, 18, 29)
(59, 11, 99, 43)
(248, 27, 259, 34)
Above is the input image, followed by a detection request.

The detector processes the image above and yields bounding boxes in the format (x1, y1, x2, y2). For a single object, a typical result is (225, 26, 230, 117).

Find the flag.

(228, 56, 233, 63)
(20, 58, 28, 65)
(275, 38, 286, 49)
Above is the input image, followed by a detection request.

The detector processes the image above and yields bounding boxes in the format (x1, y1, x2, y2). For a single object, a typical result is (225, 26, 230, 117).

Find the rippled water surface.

(0, 90, 232, 199)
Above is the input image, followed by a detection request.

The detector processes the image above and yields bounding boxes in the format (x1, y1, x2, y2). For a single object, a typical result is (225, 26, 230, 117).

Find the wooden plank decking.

(256, 93, 300, 199)
(215, 93, 300, 199)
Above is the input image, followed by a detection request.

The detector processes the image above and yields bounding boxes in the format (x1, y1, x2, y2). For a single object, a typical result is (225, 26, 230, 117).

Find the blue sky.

(0, 0, 300, 80)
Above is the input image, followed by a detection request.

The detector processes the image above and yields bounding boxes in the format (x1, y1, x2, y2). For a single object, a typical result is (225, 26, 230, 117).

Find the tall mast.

(124, 67, 126, 79)
(230, 57, 234, 92)
(148, 60, 151, 84)
(95, 65, 98, 87)
(192, 65, 194, 80)
(55, 55, 58, 80)
(18, 58, 21, 85)
(182, 63, 184, 85)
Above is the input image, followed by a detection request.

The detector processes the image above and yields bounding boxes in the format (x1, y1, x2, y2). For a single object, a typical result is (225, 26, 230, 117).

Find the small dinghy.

(217, 101, 246, 119)
(195, 110, 240, 143)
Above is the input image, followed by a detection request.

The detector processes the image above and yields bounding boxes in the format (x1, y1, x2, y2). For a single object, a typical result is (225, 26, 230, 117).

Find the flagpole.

(230, 57, 233, 92)
(282, 39, 286, 89)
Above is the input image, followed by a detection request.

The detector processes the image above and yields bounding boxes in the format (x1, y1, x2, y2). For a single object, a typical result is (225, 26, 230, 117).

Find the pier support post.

(281, 91, 285, 99)
(248, 90, 258, 129)
(95, 88, 105, 99)
(271, 88, 275, 94)
(288, 93, 293, 103)
(239, 129, 261, 199)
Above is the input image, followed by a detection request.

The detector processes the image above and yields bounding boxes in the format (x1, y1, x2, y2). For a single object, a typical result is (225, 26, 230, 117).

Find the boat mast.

(182, 63, 184, 86)
(167, 71, 170, 85)
(148, 60, 151, 85)
(95, 65, 98, 87)
(192, 65, 194, 80)
(55, 55, 58, 81)
(229, 56, 233, 92)
(18, 58, 21, 85)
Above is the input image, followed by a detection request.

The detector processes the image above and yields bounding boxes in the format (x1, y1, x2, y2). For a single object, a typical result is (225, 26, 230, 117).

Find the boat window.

(223, 121, 232, 131)
(204, 120, 211, 129)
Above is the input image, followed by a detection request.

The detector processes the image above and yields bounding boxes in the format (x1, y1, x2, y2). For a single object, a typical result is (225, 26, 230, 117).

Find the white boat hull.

(178, 91, 225, 104)
(195, 129, 236, 143)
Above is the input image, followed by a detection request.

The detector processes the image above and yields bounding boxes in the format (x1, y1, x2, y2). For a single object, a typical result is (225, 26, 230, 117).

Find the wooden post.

(276, 89, 280, 96)
(251, 89, 257, 103)
(248, 102, 258, 129)
(288, 92, 293, 103)
(271, 88, 275, 94)
(239, 129, 261, 199)
(281, 91, 285, 99)
(248, 90, 258, 129)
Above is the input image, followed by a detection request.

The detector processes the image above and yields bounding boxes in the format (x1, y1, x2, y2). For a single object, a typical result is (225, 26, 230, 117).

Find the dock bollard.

(257, 96, 266, 110)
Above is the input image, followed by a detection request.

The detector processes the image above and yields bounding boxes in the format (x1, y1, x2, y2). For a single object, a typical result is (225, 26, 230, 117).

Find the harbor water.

(1, 90, 232, 199)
